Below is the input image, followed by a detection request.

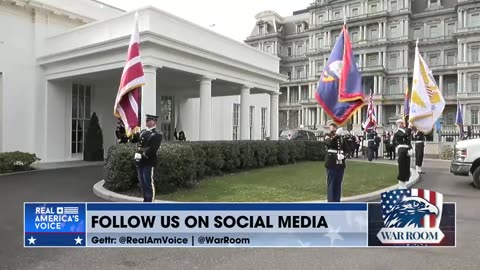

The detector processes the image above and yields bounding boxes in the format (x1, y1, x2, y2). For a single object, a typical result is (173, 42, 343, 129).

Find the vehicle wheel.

(472, 166, 480, 189)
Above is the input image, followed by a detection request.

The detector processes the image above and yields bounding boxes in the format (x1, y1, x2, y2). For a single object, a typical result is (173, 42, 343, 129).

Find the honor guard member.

(115, 119, 128, 144)
(324, 120, 349, 202)
(393, 119, 413, 189)
(366, 127, 376, 161)
(132, 114, 163, 202)
(412, 126, 426, 174)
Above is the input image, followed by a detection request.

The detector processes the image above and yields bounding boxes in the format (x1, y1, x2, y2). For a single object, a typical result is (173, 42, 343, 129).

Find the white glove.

(407, 149, 413, 157)
(337, 154, 345, 161)
(335, 127, 344, 136)
(134, 153, 142, 161)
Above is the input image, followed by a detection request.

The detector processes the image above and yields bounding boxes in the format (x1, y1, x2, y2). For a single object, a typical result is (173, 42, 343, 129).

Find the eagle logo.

(384, 197, 439, 228)
(380, 189, 443, 229)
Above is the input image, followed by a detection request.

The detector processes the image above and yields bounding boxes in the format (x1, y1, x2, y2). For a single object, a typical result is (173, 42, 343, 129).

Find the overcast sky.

(99, 0, 312, 41)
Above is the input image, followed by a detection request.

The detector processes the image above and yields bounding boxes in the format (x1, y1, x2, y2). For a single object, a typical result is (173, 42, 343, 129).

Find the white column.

(364, 25, 367, 40)
(320, 107, 325, 125)
(458, 42, 462, 62)
(464, 43, 468, 62)
(141, 65, 158, 128)
(383, 22, 386, 38)
(405, 20, 409, 37)
(298, 86, 301, 102)
(199, 77, 214, 140)
(378, 52, 382, 66)
(270, 92, 279, 140)
(379, 22, 383, 38)
(354, 110, 358, 124)
(286, 110, 290, 128)
(400, 20, 404, 38)
(379, 75, 383, 94)
(378, 105, 383, 126)
(459, 72, 463, 94)
(404, 49, 408, 67)
(328, 31, 331, 46)
(464, 11, 468, 28)
(240, 86, 250, 140)
(439, 75, 444, 93)
(298, 109, 301, 126)
(374, 76, 378, 94)
(287, 86, 290, 104)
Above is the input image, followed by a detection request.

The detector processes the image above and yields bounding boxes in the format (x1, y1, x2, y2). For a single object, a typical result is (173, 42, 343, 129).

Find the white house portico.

(32, 7, 286, 162)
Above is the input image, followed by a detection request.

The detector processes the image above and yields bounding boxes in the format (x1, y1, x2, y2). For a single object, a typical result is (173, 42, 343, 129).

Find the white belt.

(397, 145, 409, 149)
(367, 139, 374, 142)
(414, 141, 425, 144)
(327, 150, 343, 153)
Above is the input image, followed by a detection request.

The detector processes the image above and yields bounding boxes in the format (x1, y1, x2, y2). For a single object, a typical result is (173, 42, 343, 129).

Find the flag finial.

(415, 39, 419, 46)
(343, 14, 347, 25)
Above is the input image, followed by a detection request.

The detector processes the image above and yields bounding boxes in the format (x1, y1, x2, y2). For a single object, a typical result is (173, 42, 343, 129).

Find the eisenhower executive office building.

(0, 0, 286, 162)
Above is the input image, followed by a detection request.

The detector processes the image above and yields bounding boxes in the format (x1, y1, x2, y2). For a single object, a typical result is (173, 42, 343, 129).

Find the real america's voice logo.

(377, 189, 444, 245)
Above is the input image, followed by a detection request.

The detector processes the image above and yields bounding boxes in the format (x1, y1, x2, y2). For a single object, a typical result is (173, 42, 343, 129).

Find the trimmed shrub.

(0, 151, 41, 173)
(103, 140, 326, 194)
(84, 112, 104, 161)
(220, 142, 241, 172)
(155, 144, 196, 193)
(103, 144, 137, 191)
(239, 141, 256, 169)
(304, 141, 325, 161)
(276, 141, 290, 165)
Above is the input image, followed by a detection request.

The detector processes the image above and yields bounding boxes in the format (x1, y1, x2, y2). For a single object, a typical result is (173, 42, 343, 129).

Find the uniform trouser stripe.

(151, 167, 155, 202)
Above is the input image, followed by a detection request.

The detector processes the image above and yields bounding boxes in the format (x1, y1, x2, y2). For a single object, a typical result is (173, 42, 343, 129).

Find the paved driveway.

(0, 161, 479, 270)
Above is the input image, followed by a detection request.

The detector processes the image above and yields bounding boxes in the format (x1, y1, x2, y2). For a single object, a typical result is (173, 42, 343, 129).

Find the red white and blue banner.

(24, 191, 455, 248)
(362, 90, 377, 130)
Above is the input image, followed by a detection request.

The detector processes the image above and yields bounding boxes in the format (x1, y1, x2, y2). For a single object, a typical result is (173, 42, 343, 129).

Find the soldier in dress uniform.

(393, 119, 413, 189)
(132, 114, 163, 202)
(324, 120, 349, 202)
(412, 126, 426, 174)
(366, 127, 376, 161)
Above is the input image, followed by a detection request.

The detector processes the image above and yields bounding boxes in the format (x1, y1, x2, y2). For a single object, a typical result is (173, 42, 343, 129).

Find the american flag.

(381, 189, 443, 228)
(456, 100, 464, 139)
(362, 90, 376, 129)
(113, 13, 145, 136)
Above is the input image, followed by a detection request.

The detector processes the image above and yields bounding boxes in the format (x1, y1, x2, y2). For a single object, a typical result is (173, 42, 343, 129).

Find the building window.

(430, 25, 439, 38)
(233, 104, 240, 140)
(296, 68, 303, 79)
(71, 83, 92, 155)
(414, 27, 422, 39)
(258, 25, 264, 35)
(160, 96, 175, 141)
(354, 55, 360, 67)
(370, 28, 378, 40)
(471, 47, 479, 63)
(428, 54, 439, 66)
(297, 44, 303, 55)
(471, 109, 479, 125)
(447, 23, 456, 36)
(351, 7, 359, 16)
(287, 71, 292, 79)
(287, 47, 292, 56)
(334, 10, 341, 19)
(265, 45, 271, 54)
(261, 108, 267, 140)
(316, 60, 323, 73)
(446, 82, 456, 96)
(388, 79, 399, 94)
(389, 55, 397, 69)
(317, 37, 323, 48)
(430, 0, 439, 8)
(249, 106, 255, 140)
(351, 31, 359, 42)
(370, 4, 378, 13)
(390, 26, 398, 37)
(447, 53, 456, 66)
(369, 55, 378, 67)
(317, 15, 323, 24)
(390, 0, 398, 11)
(296, 24, 302, 33)
(472, 75, 480, 92)
(471, 14, 480, 27)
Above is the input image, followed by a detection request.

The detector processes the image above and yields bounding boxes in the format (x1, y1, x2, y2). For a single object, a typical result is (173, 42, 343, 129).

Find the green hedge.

(104, 140, 326, 193)
(0, 151, 40, 174)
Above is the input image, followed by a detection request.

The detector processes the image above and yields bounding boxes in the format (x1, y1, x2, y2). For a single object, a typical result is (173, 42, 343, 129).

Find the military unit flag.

(403, 86, 410, 126)
(456, 100, 464, 139)
(408, 41, 445, 133)
(315, 23, 364, 125)
(113, 13, 145, 136)
(362, 90, 377, 130)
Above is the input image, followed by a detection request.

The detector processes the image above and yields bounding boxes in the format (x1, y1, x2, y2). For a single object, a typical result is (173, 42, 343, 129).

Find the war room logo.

(377, 189, 445, 244)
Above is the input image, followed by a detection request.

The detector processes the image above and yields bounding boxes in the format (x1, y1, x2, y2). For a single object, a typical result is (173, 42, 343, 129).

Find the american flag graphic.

(113, 13, 145, 136)
(362, 90, 376, 130)
(381, 189, 443, 229)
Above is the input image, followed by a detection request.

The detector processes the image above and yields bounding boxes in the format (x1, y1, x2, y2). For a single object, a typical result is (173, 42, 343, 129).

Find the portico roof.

(37, 6, 287, 92)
